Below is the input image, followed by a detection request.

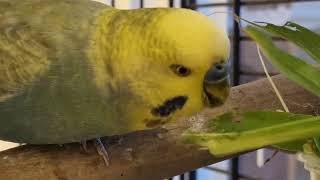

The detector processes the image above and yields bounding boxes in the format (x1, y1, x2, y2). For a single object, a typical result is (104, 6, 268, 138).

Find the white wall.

(0, 141, 19, 151)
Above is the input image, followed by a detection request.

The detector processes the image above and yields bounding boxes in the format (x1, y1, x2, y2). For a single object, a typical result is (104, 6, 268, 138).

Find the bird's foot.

(80, 140, 89, 153)
(94, 138, 110, 166)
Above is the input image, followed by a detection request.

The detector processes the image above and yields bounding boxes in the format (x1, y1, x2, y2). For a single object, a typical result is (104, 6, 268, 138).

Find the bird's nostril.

(204, 62, 228, 83)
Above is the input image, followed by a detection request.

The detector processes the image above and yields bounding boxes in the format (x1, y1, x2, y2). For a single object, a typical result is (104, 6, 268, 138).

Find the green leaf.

(245, 21, 320, 63)
(313, 137, 320, 153)
(208, 111, 312, 132)
(244, 26, 320, 97)
(274, 140, 306, 152)
(183, 111, 320, 156)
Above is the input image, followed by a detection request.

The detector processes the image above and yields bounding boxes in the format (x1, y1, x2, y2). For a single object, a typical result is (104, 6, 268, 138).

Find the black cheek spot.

(151, 96, 188, 117)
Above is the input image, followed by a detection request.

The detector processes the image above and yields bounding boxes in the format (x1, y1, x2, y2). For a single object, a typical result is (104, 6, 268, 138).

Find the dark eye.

(170, 64, 191, 77)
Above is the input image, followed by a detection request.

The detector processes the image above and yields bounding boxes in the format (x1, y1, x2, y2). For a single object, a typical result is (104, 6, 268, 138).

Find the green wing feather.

(0, 1, 51, 100)
(0, 0, 107, 101)
(0, 0, 114, 144)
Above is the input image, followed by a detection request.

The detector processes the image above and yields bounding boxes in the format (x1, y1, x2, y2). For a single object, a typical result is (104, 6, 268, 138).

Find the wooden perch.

(0, 75, 319, 180)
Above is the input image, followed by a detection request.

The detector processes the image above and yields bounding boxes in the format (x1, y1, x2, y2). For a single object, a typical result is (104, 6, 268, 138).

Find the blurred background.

(1, 0, 319, 179)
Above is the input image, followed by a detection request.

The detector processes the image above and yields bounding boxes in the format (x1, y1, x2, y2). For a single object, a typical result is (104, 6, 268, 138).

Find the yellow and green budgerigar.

(0, 0, 230, 144)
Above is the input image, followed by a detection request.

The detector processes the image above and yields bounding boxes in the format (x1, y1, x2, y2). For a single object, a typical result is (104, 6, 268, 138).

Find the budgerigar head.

(89, 7, 230, 130)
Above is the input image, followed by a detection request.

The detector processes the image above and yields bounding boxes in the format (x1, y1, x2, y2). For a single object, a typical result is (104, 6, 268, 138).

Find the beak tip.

(203, 89, 229, 107)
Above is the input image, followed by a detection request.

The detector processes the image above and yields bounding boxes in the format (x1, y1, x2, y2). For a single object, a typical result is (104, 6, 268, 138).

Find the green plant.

(183, 20, 320, 157)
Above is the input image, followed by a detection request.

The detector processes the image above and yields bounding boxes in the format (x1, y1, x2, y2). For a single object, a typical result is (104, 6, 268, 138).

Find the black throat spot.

(151, 96, 188, 117)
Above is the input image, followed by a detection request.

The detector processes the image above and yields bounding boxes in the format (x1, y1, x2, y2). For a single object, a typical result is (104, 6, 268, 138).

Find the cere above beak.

(203, 61, 230, 107)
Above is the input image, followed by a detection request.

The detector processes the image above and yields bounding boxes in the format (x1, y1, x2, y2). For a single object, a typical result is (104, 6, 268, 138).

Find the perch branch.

(0, 75, 319, 180)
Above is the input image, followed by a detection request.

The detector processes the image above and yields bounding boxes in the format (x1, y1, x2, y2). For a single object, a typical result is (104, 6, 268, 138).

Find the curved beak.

(203, 61, 230, 107)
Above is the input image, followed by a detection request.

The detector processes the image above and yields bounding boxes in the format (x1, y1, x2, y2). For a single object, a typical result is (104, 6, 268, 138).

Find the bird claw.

(94, 138, 110, 166)
(81, 140, 89, 153)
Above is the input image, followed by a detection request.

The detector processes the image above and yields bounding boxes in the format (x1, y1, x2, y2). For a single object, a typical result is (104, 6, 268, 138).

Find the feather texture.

(0, 14, 50, 100)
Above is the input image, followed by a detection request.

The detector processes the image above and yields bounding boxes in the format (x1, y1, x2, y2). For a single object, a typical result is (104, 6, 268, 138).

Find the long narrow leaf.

(244, 26, 320, 97)
(183, 111, 320, 156)
(243, 20, 320, 63)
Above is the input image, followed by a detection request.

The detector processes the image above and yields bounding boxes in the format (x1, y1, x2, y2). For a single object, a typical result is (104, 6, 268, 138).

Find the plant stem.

(184, 116, 320, 156)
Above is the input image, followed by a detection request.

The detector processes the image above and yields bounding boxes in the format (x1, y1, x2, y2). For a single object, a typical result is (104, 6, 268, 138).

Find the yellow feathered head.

(90, 7, 230, 129)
